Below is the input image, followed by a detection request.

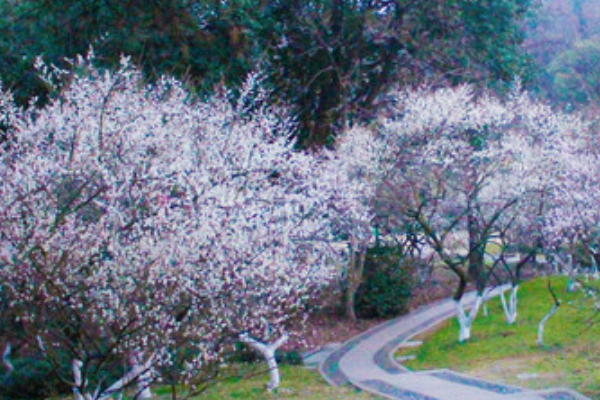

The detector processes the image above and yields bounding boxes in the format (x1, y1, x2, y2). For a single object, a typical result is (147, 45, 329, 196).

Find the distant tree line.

(0, 0, 535, 147)
(524, 0, 600, 110)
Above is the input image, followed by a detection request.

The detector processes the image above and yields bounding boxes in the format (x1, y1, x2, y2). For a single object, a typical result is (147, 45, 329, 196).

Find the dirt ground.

(293, 265, 461, 352)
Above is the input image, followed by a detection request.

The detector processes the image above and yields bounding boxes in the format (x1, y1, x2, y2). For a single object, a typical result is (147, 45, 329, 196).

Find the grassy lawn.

(152, 364, 382, 400)
(396, 277, 600, 399)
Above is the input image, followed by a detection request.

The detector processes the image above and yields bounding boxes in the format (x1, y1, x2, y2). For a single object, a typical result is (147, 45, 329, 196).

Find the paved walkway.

(317, 288, 591, 400)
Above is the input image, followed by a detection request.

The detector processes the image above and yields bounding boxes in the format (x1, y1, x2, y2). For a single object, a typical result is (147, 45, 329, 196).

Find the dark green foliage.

(355, 246, 415, 319)
(548, 40, 600, 105)
(1, 356, 70, 400)
(523, 0, 600, 109)
(276, 349, 302, 366)
(229, 342, 301, 365)
(0, 0, 255, 105)
(256, 0, 534, 147)
(1, 0, 534, 147)
(231, 341, 260, 363)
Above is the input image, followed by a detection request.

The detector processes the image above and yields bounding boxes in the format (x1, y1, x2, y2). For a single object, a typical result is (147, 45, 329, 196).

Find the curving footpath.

(319, 287, 591, 400)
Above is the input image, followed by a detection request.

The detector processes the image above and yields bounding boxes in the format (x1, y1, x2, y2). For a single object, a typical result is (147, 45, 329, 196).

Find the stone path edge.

(357, 379, 440, 400)
(376, 305, 457, 374)
(319, 286, 593, 400)
(424, 370, 524, 395)
(318, 295, 468, 386)
(318, 313, 402, 386)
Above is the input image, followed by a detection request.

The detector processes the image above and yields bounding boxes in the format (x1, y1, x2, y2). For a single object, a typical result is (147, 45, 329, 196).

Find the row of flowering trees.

(1, 54, 598, 398)
(350, 83, 595, 342)
(0, 57, 373, 398)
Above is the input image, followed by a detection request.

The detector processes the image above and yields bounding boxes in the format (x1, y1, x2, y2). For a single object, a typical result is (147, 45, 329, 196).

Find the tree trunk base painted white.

(589, 248, 599, 280)
(537, 303, 560, 346)
(458, 322, 472, 342)
(130, 352, 153, 399)
(500, 285, 519, 324)
(72, 360, 88, 400)
(2, 342, 13, 377)
(567, 279, 579, 292)
(38, 334, 155, 400)
(100, 354, 154, 400)
(240, 333, 289, 391)
(70, 355, 155, 400)
(455, 295, 483, 343)
(481, 287, 496, 317)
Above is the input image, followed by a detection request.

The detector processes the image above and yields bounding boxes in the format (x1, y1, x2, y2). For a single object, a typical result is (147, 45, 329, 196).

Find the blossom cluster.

(0, 57, 370, 395)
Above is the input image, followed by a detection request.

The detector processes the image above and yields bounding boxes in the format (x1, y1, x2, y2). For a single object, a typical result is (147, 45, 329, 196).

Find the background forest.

(3, 0, 598, 147)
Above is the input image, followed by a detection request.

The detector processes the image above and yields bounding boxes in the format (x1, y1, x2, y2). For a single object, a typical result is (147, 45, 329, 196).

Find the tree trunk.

(482, 287, 494, 317)
(240, 333, 289, 391)
(538, 278, 561, 346)
(468, 209, 486, 294)
(537, 302, 560, 346)
(99, 354, 154, 400)
(40, 333, 154, 399)
(72, 360, 87, 400)
(455, 295, 483, 342)
(590, 248, 599, 279)
(131, 352, 153, 399)
(342, 245, 367, 322)
(500, 285, 519, 324)
(344, 283, 358, 322)
(2, 342, 13, 377)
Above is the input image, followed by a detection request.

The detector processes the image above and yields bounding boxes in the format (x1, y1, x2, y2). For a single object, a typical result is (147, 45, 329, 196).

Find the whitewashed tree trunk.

(500, 285, 519, 324)
(72, 360, 88, 400)
(590, 250, 599, 279)
(481, 287, 494, 317)
(455, 295, 483, 342)
(558, 255, 580, 292)
(100, 354, 154, 400)
(66, 354, 155, 400)
(40, 340, 89, 400)
(537, 303, 560, 346)
(131, 352, 153, 399)
(2, 342, 13, 377)
(40, 335, 153, 400)
(239, 333, 289, 391)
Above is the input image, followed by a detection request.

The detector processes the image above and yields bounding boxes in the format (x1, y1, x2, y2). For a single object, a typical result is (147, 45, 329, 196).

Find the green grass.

(152, 364, 382, 400)
(396, 277, 600, 399)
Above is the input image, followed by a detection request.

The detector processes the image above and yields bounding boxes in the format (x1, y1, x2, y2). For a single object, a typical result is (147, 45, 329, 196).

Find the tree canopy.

(1, 0, 535, 147)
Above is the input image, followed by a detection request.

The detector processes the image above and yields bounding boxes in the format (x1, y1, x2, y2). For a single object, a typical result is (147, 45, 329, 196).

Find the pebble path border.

(538, 389, 593, 400)
(319, 316, 401, 385)
(361, 379, 440, 400)
(373, 308, 456, 374)
(427, 370, 523, 394)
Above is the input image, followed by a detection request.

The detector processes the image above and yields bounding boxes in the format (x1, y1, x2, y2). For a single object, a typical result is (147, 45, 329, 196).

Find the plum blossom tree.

(541, 121, 600, 279)
(166, 79, 372, 391)
(325, 126, 384, 322)
(491, 92, 589, 326)
(340, 84, 588, 342)
(0, 57, 204, 399)
(370, 86, 516, 341)
(526, 98, 600, 345)
(0, 56, 367, 397)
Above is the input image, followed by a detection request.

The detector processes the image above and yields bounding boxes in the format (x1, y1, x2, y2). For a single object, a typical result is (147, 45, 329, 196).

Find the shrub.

(355, 246, 415, 319)
(276, 349, 303, 366)
(1, 356, 70, 400)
